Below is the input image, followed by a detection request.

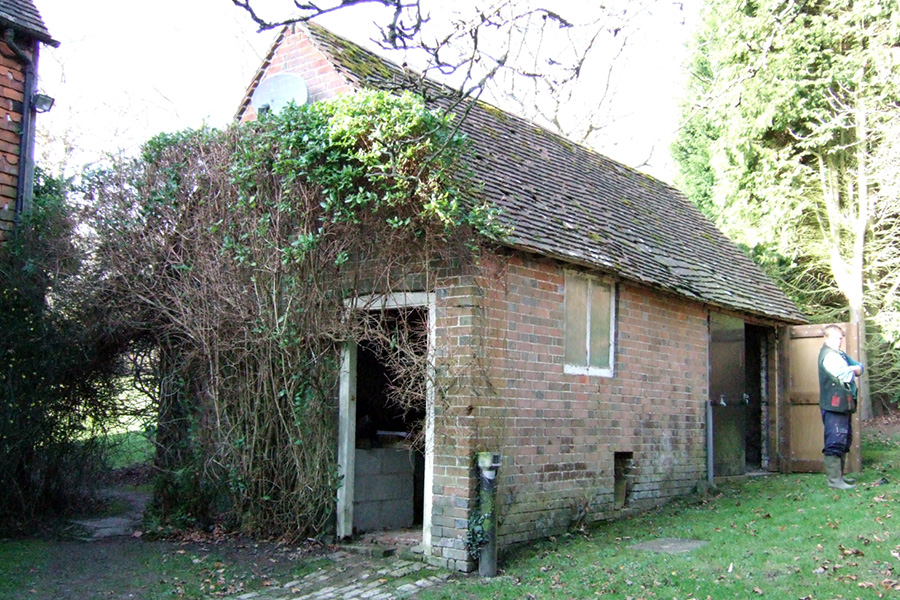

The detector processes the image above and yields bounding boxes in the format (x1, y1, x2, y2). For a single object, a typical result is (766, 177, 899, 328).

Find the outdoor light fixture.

(32, 93, 54, 113)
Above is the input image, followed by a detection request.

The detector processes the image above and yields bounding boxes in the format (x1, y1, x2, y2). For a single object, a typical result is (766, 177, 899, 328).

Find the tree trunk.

(852, 98, 871, 419)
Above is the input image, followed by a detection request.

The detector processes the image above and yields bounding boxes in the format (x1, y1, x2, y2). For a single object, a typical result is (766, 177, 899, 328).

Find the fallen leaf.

(840, 544, 864, 556)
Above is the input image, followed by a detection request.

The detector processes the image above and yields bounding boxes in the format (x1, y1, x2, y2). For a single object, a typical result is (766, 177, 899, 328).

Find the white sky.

(34, 0, 699, 182)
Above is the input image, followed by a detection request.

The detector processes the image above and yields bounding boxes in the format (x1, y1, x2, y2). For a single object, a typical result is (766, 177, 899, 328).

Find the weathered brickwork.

(239, 28, 353, 123)
(237, 25, 729, 573)
(0, 39, 27, 242)
(427, 273, 482, 572)
(428, 252, 710, 557)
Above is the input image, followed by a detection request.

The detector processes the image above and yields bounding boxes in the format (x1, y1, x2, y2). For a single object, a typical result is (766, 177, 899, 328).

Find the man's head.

(823, 325, 845, 350)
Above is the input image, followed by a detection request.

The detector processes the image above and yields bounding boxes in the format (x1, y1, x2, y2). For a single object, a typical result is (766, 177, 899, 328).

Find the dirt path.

(12, 487, 454, 600)
(69, 487, 151, 540)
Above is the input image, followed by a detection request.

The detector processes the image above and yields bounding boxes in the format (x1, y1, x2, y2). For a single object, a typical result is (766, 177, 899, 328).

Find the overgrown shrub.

(84, 91, 493, 539)
(0, 169, 124, 524)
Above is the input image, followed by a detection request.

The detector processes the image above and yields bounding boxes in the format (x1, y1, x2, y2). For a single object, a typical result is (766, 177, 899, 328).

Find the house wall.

(427, 252, 710, 568)
(239, 27, 353, 123)
(0, 35, 30, 242)
(427, 272, 484, 571)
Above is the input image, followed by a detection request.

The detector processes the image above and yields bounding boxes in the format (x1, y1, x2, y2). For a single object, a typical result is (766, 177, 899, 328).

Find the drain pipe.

(707, 400, 714, 484)
(3, 28, 38, 228)
(760, 340, 770, 470)
(476, 452, 501, 577)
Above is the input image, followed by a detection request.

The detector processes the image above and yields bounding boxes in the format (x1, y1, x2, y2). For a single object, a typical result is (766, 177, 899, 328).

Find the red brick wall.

(239, 27, 354, 123)
(238, 27, 714, 570)
(429, 252, 710, 564)
(429, 273, 483, 571)
(0, 38, 28, 242)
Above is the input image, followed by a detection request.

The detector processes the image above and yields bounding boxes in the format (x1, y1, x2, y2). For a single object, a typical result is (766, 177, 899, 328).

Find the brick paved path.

(230, 550, 453, 600)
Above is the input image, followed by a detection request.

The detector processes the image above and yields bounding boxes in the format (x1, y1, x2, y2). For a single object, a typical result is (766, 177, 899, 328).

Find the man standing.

(818, 324, 864, 490)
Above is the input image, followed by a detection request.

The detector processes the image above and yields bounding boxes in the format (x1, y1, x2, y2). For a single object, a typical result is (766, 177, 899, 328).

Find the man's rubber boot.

(825, 455, 855, 489)
(840, 455, 856, 485)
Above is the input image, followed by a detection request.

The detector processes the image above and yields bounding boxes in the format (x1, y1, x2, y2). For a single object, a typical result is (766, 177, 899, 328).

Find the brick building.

(236, 23, 807, 572)
(0, 0, 57, 242)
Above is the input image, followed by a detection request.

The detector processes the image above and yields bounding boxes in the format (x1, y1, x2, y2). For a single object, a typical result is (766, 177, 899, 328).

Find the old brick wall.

(238, 27, 353, 123)
(236, 26, 715, 569)
(460, 252, 710, 549)
(0, 37, 28, 242)
(427, 272, 482, 571)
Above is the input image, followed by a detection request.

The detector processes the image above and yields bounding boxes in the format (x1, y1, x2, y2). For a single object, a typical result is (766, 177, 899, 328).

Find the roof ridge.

(236, 20, 806, 324)
(303, 21, 681, 195)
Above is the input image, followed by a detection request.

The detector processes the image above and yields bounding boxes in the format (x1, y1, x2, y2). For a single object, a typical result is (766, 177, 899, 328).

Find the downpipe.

(476, 452, 501, 577)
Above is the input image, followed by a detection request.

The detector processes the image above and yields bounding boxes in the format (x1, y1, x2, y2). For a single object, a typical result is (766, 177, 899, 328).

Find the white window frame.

(563, 271, 616, 378)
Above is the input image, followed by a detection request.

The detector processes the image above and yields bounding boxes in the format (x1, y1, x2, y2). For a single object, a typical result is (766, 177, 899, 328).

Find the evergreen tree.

(675, 0, 900, 415)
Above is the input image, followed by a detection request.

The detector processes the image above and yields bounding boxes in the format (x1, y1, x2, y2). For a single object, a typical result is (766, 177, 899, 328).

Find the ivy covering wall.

(85, 90, 499, 538)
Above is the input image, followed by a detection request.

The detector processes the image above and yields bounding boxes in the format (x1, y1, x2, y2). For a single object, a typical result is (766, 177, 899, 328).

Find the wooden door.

(710, 313, 747, 477)
(788, 323, 862, 472)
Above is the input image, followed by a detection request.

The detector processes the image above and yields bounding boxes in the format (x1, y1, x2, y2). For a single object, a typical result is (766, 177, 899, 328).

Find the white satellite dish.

(250, 72, 310, 114)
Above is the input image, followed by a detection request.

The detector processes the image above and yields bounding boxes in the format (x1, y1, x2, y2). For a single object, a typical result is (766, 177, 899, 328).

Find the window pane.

(589, 281, 611, 369)
(565, 274, 588, 365)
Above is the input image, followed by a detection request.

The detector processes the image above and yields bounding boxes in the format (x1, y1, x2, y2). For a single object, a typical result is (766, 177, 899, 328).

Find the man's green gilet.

(818, 345, 856, 414)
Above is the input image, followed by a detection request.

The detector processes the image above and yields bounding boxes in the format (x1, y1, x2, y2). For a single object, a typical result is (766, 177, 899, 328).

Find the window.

(564, 272, 615, 376)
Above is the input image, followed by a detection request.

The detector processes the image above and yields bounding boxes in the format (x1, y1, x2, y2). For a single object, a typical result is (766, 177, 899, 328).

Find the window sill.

(564, 364, 614, 378)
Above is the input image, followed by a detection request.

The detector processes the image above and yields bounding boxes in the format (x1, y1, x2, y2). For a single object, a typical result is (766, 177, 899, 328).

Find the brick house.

(0, 0, 57, 242)
(236, 23, 806, 572)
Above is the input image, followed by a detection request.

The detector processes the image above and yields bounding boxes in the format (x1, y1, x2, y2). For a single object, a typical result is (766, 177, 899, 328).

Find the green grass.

(422, 431, 900, 600)
(102, 429, 155, 469)
(2, 427, 898, 599)
(0, 540, 47, 597)
(0, 536, 324, 599)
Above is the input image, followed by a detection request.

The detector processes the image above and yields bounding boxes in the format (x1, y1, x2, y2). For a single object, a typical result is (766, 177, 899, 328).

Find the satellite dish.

(251, 72, 310, 114)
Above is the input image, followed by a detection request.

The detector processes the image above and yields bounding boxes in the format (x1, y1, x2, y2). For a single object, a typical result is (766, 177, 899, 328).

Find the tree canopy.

(675, 0, 900, 413)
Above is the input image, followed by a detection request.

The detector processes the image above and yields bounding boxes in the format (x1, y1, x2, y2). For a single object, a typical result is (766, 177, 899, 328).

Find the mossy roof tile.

(250, 22, 806, 324)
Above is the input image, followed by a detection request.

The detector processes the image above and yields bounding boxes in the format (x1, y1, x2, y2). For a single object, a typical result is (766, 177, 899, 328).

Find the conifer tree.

(675, 0, 900, 416)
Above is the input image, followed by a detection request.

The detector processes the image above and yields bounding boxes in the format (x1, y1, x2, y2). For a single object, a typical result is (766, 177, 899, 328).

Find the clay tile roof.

(0, 0, 57, 47)
(294, 23, 806, 324)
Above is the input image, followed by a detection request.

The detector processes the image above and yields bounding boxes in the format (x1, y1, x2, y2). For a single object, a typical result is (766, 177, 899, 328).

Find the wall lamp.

(32, 93, 54, 113)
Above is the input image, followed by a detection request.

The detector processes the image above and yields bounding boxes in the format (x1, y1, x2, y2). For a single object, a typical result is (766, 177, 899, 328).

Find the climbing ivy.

(85, 90, 498, 540)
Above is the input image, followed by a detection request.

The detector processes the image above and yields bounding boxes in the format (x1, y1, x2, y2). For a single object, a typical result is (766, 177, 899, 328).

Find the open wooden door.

(710, 313, 747, 477)
(788, 323, 862, 473)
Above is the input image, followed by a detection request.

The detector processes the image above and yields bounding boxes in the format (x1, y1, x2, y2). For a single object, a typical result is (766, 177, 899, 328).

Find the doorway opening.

(744, 324, 769, 472)
(709, 314, 774, 478)
(353, 308, 427, 534)
(336, 293, 435, 553)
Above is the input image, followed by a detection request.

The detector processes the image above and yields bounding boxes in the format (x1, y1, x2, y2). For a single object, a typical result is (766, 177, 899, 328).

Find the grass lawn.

(422, 426, 900, 600)
(0, 535, 330, 600)
(1, 421, 898, 599)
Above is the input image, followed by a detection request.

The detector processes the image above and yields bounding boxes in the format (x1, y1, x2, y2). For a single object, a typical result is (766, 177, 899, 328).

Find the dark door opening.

(744, 325, 768, 471)
(710, 315, 773, 477)
(352, 308, 426, 534)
